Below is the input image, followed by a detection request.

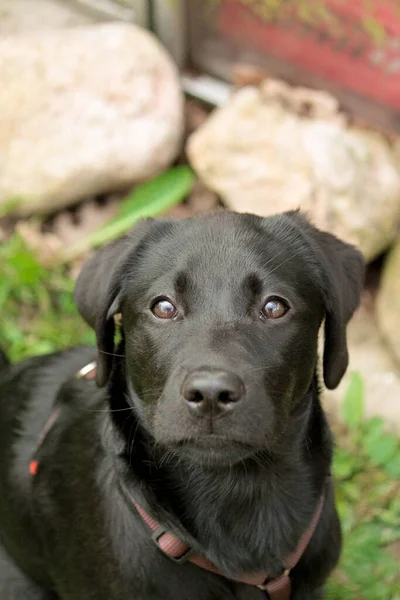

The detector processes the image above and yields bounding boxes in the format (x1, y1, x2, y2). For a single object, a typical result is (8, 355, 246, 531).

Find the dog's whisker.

(263, 245, 295, 270)
(140, 390, 163, 400)
(97, 349, 126, 358)
(243, 365, 276, 374)
(89, 406, 134, 413)
(266, 248, 305, 276)
(127, 418, 140, 461)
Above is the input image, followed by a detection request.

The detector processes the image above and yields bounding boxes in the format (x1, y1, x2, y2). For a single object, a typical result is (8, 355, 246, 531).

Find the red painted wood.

(218, 1, 400, 110)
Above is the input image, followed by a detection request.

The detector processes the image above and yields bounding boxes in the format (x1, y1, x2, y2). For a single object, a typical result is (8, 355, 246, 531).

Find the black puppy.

(0, 211, 364, 600)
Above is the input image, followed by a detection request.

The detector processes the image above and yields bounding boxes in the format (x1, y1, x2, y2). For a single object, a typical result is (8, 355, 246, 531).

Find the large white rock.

(0, 22, 184, 214)
(188, 85, 400, 261)
(376, 241, 400, 365)
(0, 0, 95, 35)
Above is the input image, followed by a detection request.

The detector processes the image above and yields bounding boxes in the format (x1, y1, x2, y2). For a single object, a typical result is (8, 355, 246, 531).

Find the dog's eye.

(261, 297, 289, 319)
(151, 298, 177, 320)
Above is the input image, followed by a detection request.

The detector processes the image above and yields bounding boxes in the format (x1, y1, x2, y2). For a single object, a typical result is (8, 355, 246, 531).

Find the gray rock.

(0, 22, 184, 214)
(188, 86, 400, 260)
(376, 241, 400, 365)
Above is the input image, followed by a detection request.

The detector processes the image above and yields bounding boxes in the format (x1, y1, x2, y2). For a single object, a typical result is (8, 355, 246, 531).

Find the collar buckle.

(75, 361, 97, 380)
(152, 526, 195, 564)
(257, 568, 291, 591)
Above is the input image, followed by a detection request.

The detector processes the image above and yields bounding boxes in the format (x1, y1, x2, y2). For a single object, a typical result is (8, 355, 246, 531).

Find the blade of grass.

(341, 371, 364, 431)
(61, 166, 195, 263)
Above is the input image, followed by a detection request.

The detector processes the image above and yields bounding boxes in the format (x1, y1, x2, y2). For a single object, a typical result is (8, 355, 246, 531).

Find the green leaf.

(362, 416, 400, 474)
(333, 448, 355, 480)
(366, 433, 398, 468)
(325, 579, 356, 600)
(364, 416, 385, 440)
(384, 454, 400, 479)
(335, 498, 354, 528)
(0, 233, 45, 287)
(341, 481, 361, 502)
(63, 167, 195, 262)
(111, 167, 194, 222)
(341, 371, 364, 430)
(380, 506, 400, 527)
(0, 280, 10, 311)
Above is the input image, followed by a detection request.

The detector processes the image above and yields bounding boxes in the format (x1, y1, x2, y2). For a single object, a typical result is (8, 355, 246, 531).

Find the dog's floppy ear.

(74, 218, 155, 388)
(284, 211, 365, 390)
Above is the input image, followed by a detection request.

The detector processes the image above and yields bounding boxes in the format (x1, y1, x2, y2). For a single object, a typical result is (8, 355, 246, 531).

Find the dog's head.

(75, 211, 364, 465)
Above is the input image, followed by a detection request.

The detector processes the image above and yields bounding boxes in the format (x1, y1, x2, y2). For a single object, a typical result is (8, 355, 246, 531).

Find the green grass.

(328, 373, 400, 600)
(0, 233, 95, 359)
(0, 166, 195, 354)
(0, 232, 399, 600)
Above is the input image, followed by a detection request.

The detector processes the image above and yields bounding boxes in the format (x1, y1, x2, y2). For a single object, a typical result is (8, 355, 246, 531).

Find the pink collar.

(128, 487, 325, 599)
(30, 361, 325, 600)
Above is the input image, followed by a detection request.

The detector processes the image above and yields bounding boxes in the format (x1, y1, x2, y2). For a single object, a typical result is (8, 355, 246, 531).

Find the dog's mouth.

(162, 435, 258, 466)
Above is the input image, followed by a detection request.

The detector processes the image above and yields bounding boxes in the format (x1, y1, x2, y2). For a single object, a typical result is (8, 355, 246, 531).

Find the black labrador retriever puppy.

(0, 210, 364, 600)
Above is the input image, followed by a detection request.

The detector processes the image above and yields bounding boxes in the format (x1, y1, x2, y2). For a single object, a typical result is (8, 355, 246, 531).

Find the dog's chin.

(160, 436, 258, 468)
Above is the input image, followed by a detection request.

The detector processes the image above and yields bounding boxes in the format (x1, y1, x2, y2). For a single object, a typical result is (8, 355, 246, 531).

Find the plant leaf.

(62, 166, 195, 262)
(341, 372, 364, 430)
(384, 454, 400, 479)
(365, 433, 398, 468)
(364, 416, 385, 441)
(333, 448, 355, 480)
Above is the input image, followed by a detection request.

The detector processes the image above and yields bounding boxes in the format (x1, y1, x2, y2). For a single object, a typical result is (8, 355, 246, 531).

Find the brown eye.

(151, 298, 177, 320)
(261, 297, 289, 320)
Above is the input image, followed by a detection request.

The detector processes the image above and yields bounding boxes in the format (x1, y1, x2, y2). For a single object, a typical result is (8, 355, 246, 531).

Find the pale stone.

(376, 241, 400, 365)
(0, 0, 95, 35)
(188, 85, 400, 260)
(0, 22, 184, 214)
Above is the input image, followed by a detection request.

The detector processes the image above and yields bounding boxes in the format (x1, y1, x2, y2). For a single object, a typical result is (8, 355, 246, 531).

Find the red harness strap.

(29, 361, 324, 600)
(131, 493, 324, 600)
(29, 362, 97, 476)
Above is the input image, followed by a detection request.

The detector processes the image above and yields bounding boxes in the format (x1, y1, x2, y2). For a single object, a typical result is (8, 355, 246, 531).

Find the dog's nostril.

(218, 390, 236, 404)
(187, 390, 204, 404)
(182, 370, 244, 415)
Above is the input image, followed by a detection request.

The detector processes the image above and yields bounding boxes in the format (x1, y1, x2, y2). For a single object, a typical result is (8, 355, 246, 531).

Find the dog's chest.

(30, 431, 263, 600)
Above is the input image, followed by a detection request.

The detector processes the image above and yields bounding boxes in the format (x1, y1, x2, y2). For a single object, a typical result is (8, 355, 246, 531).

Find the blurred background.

(0, 1, 399, 598)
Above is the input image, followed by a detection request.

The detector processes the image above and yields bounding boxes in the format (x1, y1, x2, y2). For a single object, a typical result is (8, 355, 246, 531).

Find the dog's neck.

(107, 367, 332, 576)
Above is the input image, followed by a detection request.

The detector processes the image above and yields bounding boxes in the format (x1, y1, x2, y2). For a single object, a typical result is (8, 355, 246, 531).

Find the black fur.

(0, 211, 364, 599)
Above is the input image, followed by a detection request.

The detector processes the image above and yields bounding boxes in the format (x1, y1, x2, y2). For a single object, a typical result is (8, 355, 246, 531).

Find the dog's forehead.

(160, 213, 261, 253)
(179, 221, 285, 275)
(129, 213, 318, 295)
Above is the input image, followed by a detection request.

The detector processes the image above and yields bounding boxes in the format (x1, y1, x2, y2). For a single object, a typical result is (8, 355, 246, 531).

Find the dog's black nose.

(182, 370, 244, 415)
